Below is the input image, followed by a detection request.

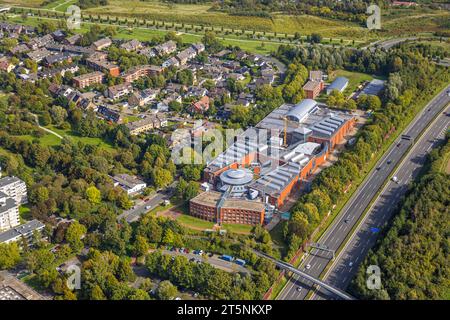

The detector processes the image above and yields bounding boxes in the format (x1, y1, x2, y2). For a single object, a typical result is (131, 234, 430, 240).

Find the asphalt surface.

(278, 85, 450, 300)
(117, 183, 176, 223)
(156, 250, 250, 274)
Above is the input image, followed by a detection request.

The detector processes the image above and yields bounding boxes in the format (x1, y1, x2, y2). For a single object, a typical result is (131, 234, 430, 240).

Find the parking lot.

(153, 248, 250, 274)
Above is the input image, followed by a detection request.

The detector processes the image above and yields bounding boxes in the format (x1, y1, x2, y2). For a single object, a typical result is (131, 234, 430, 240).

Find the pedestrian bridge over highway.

(253, 250, 355, 300)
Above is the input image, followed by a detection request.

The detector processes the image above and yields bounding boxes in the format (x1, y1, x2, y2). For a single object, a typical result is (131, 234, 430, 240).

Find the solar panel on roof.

(330, 116, 344, 123)
(314, 124, 334, 133)
(312, 127, 332, 136)
(319, 122, 338, 130)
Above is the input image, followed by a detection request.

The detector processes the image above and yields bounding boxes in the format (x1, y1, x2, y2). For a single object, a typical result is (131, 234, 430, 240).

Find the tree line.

(350, 135, 450, 300)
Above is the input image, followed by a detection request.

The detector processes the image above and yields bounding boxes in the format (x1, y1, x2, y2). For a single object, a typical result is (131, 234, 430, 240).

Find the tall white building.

(0, 176, 28, 204)
(0, 191, 20, 231)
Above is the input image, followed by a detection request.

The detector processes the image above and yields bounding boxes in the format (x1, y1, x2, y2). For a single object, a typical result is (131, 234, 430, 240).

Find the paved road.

(313, 94, 450, 300)
(278, 85, 450, 300)
(117, 183, 176, 223)
(154, 250, 249, 274)
(362, 37, 418, 51)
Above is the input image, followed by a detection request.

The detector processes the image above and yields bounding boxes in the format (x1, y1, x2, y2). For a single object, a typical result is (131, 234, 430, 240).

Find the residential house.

(105, 82, 133, 100)
(43, 52, 73, 67)
(191, 43, 205, 54)
(120, 39, 142, 52)
(97, 105, 122, 123)
(153, 40, 177, 56)
(186, 86, 208, 98)
(0, 57, 14, 73)
(10, 44, 29, 54)
(176, 47, 197, 65)
(162, 56, 180, 68)
(128, 88, 160, 107)
(64, 34, 82, 45)
(51, 30, 66, 42)
(191, 96, 210, 113)
(126, 115, 167, 135)
(27, 34, 54, 50)
(26, 48, 52, 62)
(39, 64, 79, 79)
(92, 37, 112, 51)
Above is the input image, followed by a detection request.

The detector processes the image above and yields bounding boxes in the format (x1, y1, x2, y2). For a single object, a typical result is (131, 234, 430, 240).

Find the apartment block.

(73, 71, 104, 89)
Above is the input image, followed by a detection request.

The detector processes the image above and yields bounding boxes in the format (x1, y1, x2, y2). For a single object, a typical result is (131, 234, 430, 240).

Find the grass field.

(10, 124, 115, 150)
(176, 214, 215, 230)
(332, 69, 375, 96)
(45, 125, 116, 151)
(222, 223, 253, 235)
(176, 214, 253, 234)
(12, 133, 61, 146)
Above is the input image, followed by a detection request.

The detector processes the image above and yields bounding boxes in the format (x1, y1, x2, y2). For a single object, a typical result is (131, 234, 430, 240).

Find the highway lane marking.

(278, 92, 449, 300)
(309, 99, 450, 300)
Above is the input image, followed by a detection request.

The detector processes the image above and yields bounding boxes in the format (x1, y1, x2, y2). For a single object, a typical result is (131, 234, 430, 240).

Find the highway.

(278, 85, 450, 300)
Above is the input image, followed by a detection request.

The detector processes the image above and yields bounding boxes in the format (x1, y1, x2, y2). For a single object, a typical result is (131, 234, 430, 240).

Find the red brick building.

(303, 80, 324, 99)
(190, 191, 265, 225)
(73, 71, 104, 89)
(121, 65, 164, 83)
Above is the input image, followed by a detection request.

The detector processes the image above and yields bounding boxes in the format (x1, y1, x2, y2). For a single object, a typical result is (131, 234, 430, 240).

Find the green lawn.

(45, 125, 116, 151)
(332, 69, 375, 97)
(222, 223, 253, 234)
(176, 214, 215, 230)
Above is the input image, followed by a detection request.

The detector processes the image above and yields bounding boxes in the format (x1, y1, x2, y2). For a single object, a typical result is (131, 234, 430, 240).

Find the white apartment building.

(0, 191, 20, 231)
(0, 176, 28, 204)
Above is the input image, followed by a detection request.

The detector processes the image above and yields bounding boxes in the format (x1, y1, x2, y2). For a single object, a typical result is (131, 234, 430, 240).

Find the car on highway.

(392, 176, 399, 183)
(344, 218, 350, 223)
(387, 159, 392, 164)
(296, 287, 302, 292)
(306, 264, 311, 270)
(348, 262, 353, 267)
(376, 166, 381, 171)
(145, 205, 152, 210)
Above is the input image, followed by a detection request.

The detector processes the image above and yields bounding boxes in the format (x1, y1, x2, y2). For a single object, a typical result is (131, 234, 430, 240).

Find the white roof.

(293, 142, 321, 155)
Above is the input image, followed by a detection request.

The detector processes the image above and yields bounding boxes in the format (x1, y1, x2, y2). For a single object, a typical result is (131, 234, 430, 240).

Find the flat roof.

(0, 176, 23, 188)
(0, 220, 44, 243)
(191, 191, 265, 211)
(327, 77, 349, 91)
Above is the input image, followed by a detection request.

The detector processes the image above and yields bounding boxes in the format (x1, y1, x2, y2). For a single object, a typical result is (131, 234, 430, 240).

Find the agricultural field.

(382, 8, 450, 36)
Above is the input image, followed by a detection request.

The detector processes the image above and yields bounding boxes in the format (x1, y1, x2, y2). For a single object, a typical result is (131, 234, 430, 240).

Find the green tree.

(65, 221, 86, 252)
(85, 185, 101, 204)
(0, 242, 21, 269)
(157, 280, 178, 300)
